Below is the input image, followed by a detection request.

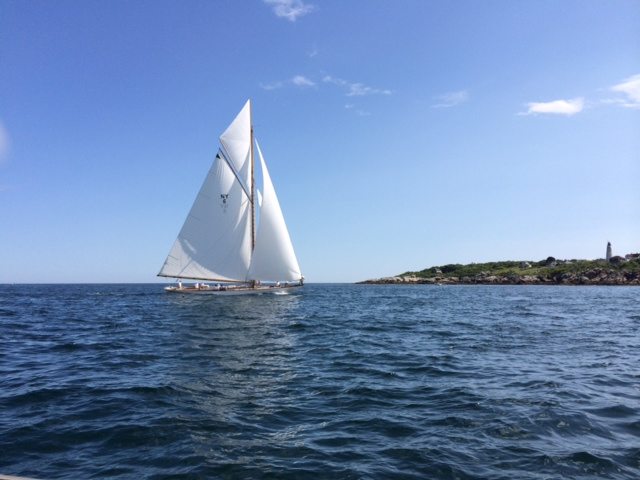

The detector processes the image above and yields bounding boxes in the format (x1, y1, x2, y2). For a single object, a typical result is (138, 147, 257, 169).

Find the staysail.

(248, 141, 302, 282)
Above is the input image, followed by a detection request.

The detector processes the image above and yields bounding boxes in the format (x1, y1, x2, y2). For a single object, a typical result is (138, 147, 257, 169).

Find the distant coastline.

(358, 255, 640, 286)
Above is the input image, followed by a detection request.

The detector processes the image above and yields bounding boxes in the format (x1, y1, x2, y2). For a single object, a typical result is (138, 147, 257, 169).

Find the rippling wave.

(1, 284, 638, 479)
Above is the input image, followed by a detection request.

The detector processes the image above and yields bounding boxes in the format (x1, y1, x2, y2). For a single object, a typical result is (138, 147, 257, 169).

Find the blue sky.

(1, 0, 639, 283)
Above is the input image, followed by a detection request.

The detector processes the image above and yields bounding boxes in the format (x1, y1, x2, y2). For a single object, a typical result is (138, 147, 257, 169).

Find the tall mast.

(250, 100, 256, 251)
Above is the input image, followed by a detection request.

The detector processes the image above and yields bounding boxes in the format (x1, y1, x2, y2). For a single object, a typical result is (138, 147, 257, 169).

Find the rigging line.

(217, 148, 252, 202)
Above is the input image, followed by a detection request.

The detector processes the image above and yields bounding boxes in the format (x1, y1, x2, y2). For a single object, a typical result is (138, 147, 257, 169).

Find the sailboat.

(158, 100, 304, 295)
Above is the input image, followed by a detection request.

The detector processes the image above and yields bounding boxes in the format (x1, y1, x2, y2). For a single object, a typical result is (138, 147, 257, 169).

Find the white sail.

(159, 100, 303, 289)
(219, 99, 252, 194)
(159, 152, 252, 281)
(249, 141, 302, 282)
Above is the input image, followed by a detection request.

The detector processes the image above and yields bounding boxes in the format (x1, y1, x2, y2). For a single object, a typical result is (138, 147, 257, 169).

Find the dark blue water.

(1, 284, 638, 479)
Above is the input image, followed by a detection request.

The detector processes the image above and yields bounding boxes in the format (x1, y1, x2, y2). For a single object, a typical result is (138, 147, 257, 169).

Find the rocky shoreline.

(358, 270, 640, 286)
(358, 256, 640, 286)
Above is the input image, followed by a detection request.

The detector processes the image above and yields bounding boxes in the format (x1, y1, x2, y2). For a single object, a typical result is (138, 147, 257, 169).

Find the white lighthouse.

(606, 242, 612, 262)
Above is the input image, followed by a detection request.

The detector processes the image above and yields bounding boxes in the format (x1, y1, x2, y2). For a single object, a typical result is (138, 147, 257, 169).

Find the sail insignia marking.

(220, 193, 229, 212)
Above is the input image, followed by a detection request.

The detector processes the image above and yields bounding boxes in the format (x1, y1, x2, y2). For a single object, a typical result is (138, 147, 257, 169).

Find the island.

(358, 254, 640, 286)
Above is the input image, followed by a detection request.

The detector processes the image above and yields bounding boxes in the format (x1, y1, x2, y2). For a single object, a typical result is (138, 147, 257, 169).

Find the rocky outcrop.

(358, 269, 640, 285)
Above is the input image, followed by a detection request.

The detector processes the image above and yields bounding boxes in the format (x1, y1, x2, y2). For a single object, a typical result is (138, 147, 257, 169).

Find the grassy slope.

(401, 258, 640, 279)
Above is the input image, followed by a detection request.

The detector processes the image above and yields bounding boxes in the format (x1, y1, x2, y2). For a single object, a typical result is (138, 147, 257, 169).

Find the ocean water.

(0, 284, 638, 479)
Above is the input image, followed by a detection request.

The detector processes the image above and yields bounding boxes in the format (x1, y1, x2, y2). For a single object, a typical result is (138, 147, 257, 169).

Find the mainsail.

(158, 100, 302, 284)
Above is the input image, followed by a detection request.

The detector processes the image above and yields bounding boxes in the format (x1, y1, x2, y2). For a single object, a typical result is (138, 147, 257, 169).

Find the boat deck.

(164, 283, 302, 295)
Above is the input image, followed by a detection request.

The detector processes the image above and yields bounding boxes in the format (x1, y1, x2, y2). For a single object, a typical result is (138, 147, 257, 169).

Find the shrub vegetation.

(402, 258, 640, 279)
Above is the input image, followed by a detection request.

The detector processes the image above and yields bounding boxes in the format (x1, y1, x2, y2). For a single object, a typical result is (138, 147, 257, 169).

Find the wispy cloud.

(322, 76, 392, 96)
(307, 45, 319, 58)
(260, 74, 390, 116)
(610, 74, 640, 109)
(260, 81, 284, 91)
(432, 90, 469, 108)
(520, 97, 584, 116)
(347, 83, 392, 97)
(519, 74, 640, 115)
(291, 75, 315, 87)
(322, 76, 347, 86)
(262, 74, 391, 97)
(264, 0, 316, 22)
(260, 75, 315, 90)
(0, 120, 9, 164)
(343, 103, 369, 116)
